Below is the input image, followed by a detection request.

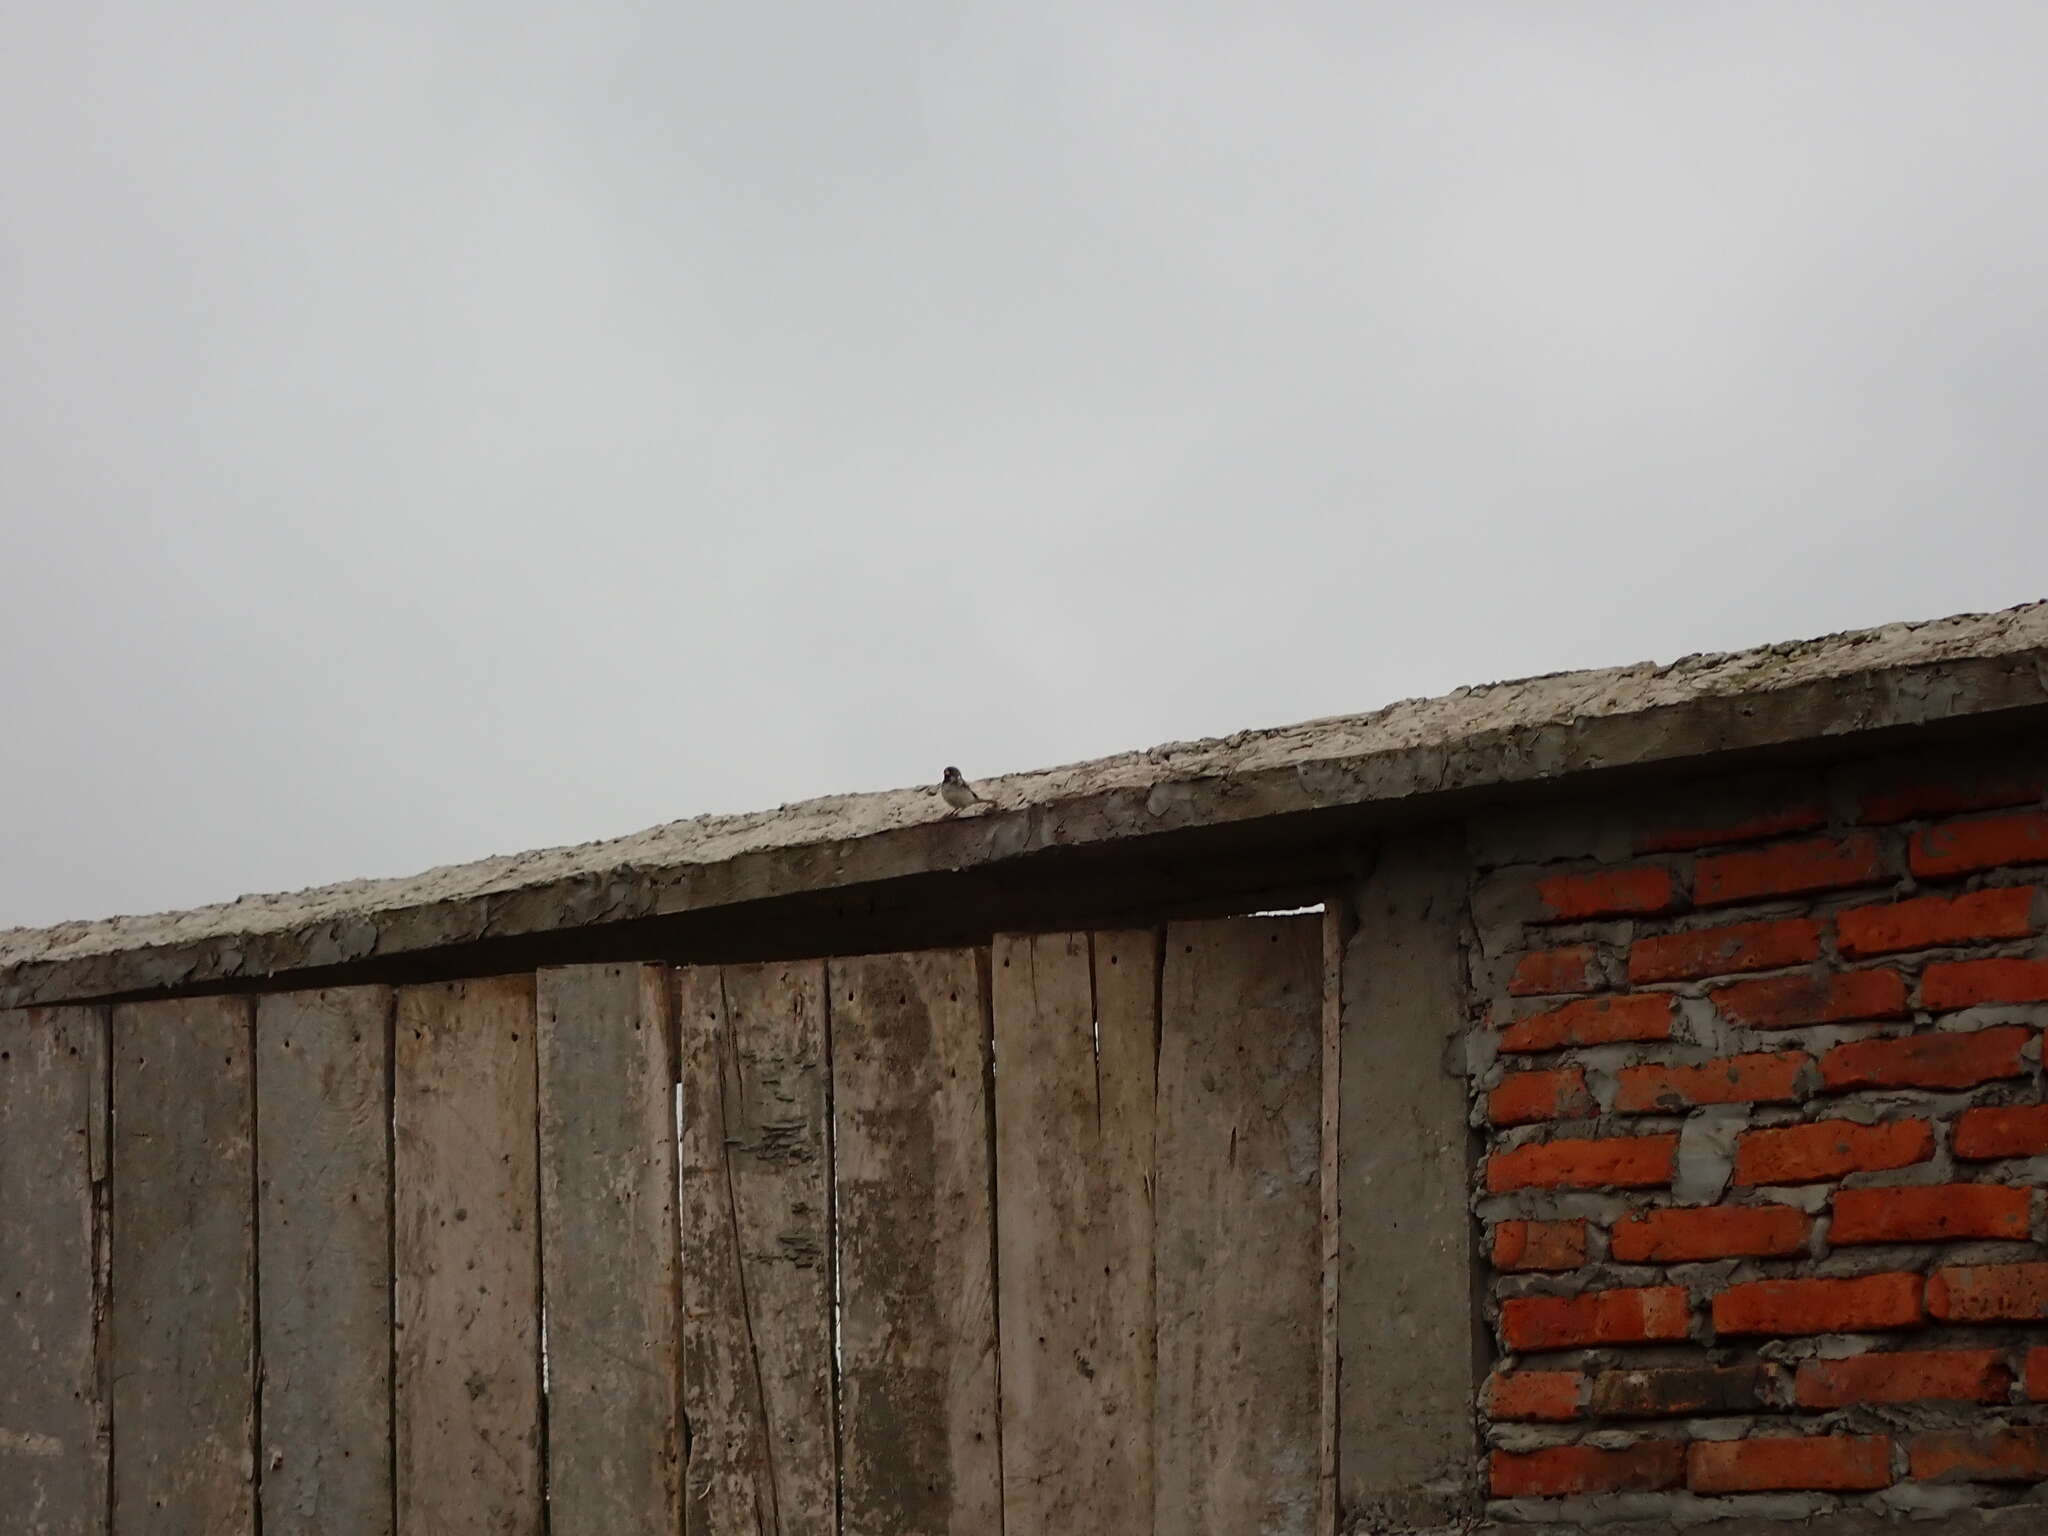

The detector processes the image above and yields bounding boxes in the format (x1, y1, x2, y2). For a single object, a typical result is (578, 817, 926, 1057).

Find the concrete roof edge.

(6, 599, 2048, 1007)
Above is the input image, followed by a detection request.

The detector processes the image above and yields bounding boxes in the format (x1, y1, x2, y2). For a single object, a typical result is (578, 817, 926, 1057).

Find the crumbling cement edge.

(6, 602, 2048, 1009)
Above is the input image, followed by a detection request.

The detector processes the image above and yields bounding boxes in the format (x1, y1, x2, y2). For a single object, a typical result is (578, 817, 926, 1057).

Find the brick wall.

(1469, 747, 2048, 1525)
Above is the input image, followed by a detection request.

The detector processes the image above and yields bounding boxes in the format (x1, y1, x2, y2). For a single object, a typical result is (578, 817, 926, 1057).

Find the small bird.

(938, 766, 985, 811)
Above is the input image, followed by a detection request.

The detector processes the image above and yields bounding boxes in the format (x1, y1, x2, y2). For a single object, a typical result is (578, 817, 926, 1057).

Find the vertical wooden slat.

(1319, 903, 1345, 1536)
(256, 987, 393, 1535)
(832, 948, 999, 1536)
(677, 965, 773, 1536)
(111, 996, 256, 1534)
(1337, 828, 1479, 1528)
(676, 961, 838, 1536)
(394, 977, 542, 1536)
(0, 1005, 109, 1535)
(537, 964, 683, 1536)
(1155, 917, 1321, 1536)
(992, 930, 1155, 1536)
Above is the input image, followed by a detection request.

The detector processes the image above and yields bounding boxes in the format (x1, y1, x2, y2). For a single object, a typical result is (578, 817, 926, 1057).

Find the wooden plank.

(832, 948, 999, 1536)
(110, 996, 255, 1534)
(719, 961, 837, 1533)
(393, 977, 542, 1536)
(676, 962, 837, 1536)
(256, 987, 393, 1535)
(1337, 828, 1480, 1528)
(1155, 916, 1320, 1536)
(1320, 903, 1344, 1536)
(537, 965, 683, 1536)
(676, 965, 772, 1536)
(992, 930, 1156, 1536)
(0, 1006, 108, 1536)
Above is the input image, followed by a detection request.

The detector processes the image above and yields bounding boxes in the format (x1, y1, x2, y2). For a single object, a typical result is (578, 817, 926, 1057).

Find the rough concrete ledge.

(6, 601, 2048, 1009)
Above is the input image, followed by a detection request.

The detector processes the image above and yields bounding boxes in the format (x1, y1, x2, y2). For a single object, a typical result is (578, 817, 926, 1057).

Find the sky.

(4, 1, 2047, 929)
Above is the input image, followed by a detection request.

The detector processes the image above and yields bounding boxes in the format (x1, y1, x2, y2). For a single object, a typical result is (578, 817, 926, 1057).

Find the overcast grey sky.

(4, 2, 2046, 928)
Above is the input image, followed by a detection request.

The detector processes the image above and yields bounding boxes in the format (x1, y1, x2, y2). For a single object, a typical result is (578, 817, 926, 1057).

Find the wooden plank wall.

(677, 960, 837, 1536)
(256, 987, 393, 1535)
(833, 948, 1003, 1536)
(1155, 918, 1323, 1535)
(0, 919, 1330, 1536)
(0, 1005, 108, 1536)
(537, 964, 684, 1536)
(111, 996, 257, 1535)
(394, 977, 544, 1536)
(991, 930, 1157, 1536)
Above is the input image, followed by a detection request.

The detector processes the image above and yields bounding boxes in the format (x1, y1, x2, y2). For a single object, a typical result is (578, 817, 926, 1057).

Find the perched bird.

(938, 766, 985, 811)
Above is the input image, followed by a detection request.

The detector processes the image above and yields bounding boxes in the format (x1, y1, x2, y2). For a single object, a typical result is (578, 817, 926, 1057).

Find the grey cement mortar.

(5, 603, 2048, 1007)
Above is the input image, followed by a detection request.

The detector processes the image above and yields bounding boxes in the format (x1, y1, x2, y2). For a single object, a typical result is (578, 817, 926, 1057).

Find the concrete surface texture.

(5, 599, 2047, 1008)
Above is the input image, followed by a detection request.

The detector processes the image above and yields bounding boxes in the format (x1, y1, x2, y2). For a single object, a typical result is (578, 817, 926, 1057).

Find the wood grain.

(393, 977, 542, 1536)
(1155, 917, 1320, 1535)
(111, 996, 256, 1534)
(991, 930, 1156, 1536)
(537, 964, 684, 1536)
(0, 1005, 108, 1536)
(676, 961, 838, 1536)
(256, 987, 393, 1535)
(832, 948, 999, 1536)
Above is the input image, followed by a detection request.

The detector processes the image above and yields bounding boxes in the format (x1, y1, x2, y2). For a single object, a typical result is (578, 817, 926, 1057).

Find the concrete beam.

(6, 601, 2048, 1008)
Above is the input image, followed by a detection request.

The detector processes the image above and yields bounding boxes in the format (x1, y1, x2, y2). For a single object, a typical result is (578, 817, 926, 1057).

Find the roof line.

(6, 600, 2047, 1008)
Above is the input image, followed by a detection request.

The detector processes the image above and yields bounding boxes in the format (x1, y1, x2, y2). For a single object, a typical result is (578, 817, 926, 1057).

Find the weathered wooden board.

(1320, 905, 1345, 1536)
(0, 1006, 108, 1536)
(1337, 829, 1480, 1529)
(537, 965, 683, 1536)
(1155, 917, 1321, 1536)
(111, 996, 256, 1534)
(393, 977, 542, 1536)
(992, 930, 1156, 1536)
(256, 987, 393, 1535)
(832, 948, 999, 1536)
(677, 965, 773, 1536)
(676, 961, 838, 1536)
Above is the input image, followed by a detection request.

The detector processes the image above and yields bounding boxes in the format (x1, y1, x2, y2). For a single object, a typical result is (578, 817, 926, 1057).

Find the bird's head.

(941, 766, 964, 785)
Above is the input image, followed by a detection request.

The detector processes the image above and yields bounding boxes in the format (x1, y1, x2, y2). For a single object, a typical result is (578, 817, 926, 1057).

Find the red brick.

(1590, 1364, 1778, 1418)
(1615, 1051, 1808, 1114)
(1819, 1026, 2031, 1092)
(1485, 1370, 1583, 1422)
(1955, 1104, 2048, 1161)
(1795, 1350, 2011, 1408)
(1910, 1428, 2048, 1484)
(1861, 770, 2045, 825)
(1696, 834, 1886, 906)
(1487, 1134, 1678, 1194)
(1923, 957, 2048, 1010)
(1509, 945, 1602, 996)
(1500, 1286, 1693, 1351)
(1712, 969, 1910, 1030)
(1713, 1273, 1923, 1336)
(1490, 1442, 1685, 1498)
(1734, 1118, 1935, 1186)
(2029, 1347, 2048, 1401)
(1912, 811, 2048, 877)
(1500, 994, 1674, 1053)
(1831, 1184, 2032, 1244)
(1537, 866, 1678, 921)
(1490, 1068, 1595, 1126)
(1610, 1204, 1810, 1263)
(1630, 919, 1820, 984)
(1838, 887, 2036, 958)
(1637, 801, 1826, 854)
(1493, 1219, 1587, 1273)
(1927, 1263, 2048, 1322)
(1688, 1435, 1893, 1494)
